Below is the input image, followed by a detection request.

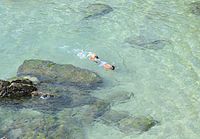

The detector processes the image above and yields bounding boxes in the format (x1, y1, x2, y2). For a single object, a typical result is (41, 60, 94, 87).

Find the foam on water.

(0, 0, 200, 138)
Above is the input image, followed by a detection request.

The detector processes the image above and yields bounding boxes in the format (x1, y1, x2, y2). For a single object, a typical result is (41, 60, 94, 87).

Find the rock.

(1, 60, 103, 111)
(35, 83, 98, 108)
(57, 109, 86, 139)
(125, 36, 169, 50)
(8, 76, 40, 84)
(190, 2, 200, 15)
(101, 110, 158, 133)
(0, 109, 85, 139)
(0, 81, 99, 114)
(117, 116, 158, 133)
(85, 100, 110, 119)
(10, 109, 86, 139)
(0, 80, 10, 95)
(0, 79, 37, 99)
(70, 100, 110, 124)
(0, 137, 8, 139)
(11, 79, 33, 85)
(83, 3, 113, 19)
(48, 121, 85, 139)
(17, 59, 102, 89)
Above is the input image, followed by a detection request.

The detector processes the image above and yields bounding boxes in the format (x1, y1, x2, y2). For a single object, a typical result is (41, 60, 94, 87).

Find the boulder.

(117, 116, 158, 133)
(101, 110, 158, 133)
(69, 99, 110, 125)
(17, 59, 102, 89)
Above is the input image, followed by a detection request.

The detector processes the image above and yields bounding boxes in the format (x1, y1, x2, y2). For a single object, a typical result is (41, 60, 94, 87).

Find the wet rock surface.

(190, 2, 200, 15)
(0, 79, 37, 99)
(83, 3, 113, 19)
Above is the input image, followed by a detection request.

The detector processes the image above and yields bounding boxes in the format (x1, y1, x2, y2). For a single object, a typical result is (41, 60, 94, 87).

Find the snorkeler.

(87, 53, 115, 70)
(98, 60, 115, 70)
(77, 50, 99, 63)
(76, 50, 115, 70)
(87, 53, 100, 63)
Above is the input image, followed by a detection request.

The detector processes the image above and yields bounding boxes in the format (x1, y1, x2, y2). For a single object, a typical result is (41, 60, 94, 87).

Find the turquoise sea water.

(1, 0, 200, 138)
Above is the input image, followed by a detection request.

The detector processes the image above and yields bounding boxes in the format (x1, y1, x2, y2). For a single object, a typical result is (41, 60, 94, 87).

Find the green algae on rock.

(83, 3, 113, 19)
(17, 59, 102, 89)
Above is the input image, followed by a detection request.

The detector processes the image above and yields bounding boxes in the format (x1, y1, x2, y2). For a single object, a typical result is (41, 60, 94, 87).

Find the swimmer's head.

(103, 63, 115, 71)
(111, 65, 115, 70)
(95, 55, 99, 59)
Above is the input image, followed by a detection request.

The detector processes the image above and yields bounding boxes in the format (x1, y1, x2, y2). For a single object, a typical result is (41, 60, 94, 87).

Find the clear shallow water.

(1, 0, 200, 138)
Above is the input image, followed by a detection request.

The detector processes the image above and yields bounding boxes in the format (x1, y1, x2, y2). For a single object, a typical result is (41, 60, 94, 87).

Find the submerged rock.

(83, 3, 113, 19)
(17, 59, 102, 89)
(0, 81, 101, 114)
(72, 100, 110, 123)
(190, 2, 200, 15)
(117, 116, 158, 133)
(0, 79, 37, 99)
(101, 110, 158, 134)
(125, 36, 169, 50)
(0, 109, 86, 139)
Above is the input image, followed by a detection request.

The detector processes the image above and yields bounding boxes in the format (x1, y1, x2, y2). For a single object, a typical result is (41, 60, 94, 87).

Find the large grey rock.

(17, 59, 102, 89)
